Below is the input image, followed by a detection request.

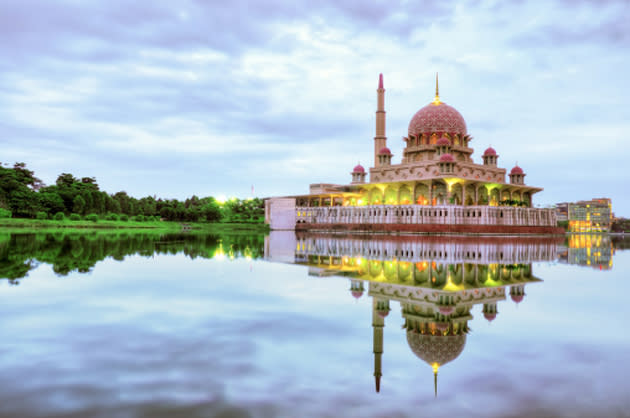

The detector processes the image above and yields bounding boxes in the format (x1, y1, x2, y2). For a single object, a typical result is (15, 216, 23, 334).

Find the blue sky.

(1, 0, 629, 214)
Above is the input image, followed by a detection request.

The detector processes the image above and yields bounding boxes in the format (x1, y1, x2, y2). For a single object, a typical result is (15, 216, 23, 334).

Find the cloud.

(1, 0, 629, 212)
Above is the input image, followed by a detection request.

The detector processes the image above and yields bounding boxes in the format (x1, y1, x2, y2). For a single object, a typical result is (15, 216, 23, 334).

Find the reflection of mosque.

(558, 234, 614, 270)
(277, 233, 560, 395)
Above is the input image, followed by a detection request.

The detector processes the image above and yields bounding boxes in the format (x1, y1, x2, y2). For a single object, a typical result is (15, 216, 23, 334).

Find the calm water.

(1, 230, 629, 418)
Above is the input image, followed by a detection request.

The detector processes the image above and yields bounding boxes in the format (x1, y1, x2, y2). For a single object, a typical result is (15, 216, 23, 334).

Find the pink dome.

(511, 294, 524, 304)
(484, 312, 497, 322)
(483, 147, 497, 156)
(436, 137, 451, 146)
(510, 165, 524, 175)
(408, 102, 467, 138)
(379, 147, 391, 155)
(439, 153, 455, 162)
(377, 310, 390, 318)
(353, 164, 365, 173)
(351, 290, 363, 299)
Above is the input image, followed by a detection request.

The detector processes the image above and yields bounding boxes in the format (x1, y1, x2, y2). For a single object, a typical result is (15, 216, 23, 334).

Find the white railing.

(295, 205, 557, 227)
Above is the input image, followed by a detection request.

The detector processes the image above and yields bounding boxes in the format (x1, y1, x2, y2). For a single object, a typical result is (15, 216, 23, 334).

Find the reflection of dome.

(353, 164, 365, 173)
(511, 294, 524, 303)
(406, 332, 467, 367)
(510, 165, 524, 175)
(408, 102, 467, 137)
(436, 137, 451, 146)
(484, 312, 497, 322)
(483, 147, 496, 156)
(438, 306, 454, 315)
(379, 147, 391, 155)
(377, 310, 389, 318)
(351, 290, 363, 299)
(439, 153, 454, 162)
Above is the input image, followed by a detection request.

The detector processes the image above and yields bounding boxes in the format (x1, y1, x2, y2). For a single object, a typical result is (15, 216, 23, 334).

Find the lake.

(1, 230, 629, 418)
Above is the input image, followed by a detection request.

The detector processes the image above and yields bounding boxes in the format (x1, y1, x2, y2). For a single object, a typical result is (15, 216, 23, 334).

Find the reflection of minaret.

(372, 297, 390, 392)
(374, 74, 387, 168)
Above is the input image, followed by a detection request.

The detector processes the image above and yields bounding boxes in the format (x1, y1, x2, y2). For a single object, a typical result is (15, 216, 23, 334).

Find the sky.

(1, 0, 629, 214)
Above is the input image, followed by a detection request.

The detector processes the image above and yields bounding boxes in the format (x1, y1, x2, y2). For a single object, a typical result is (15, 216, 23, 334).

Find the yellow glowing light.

(216, 195, 226, 204)
(432, 363, 439, 374)
(443, 178, 461, 192)
(214, 242, 226, 260)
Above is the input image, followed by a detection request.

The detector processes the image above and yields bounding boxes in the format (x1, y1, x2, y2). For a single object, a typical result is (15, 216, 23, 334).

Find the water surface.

(1, 231, 629, 417)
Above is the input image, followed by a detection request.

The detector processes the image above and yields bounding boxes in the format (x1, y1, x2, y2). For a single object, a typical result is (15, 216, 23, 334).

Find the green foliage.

(85, 213, 99, 223)
(105, 213, 119, 221)
(133, 214, 145, 222)
(611, 218, 630, 233)
(69, 213, 81, 221)
(54, 212, 65, 221)
(73, 195, 86, 215)
(120, 214, 129, 222)
(557, 220, 569, 230)
(0, 162, 266, 224)
(0, 208, 12, 218)
(36, 211, 48, 220)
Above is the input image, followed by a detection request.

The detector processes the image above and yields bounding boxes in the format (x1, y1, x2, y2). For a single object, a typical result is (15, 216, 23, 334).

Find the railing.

(295, 205, 557, 227)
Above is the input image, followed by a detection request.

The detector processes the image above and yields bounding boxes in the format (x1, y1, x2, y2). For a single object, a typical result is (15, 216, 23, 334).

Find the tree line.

(0, 162, 264, 223)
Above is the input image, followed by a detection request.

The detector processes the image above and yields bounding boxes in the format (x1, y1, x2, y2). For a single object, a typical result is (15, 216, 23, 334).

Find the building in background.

(556, 198, 612, 232)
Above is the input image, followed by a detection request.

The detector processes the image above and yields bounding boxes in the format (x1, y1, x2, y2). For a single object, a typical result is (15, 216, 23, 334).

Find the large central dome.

(408, 101, 467, 137)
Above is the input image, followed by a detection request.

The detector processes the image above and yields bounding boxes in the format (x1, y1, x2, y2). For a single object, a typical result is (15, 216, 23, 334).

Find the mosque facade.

(265, 75, 561, 234)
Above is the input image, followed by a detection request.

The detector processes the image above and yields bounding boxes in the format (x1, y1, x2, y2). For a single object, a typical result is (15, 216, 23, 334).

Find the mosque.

(265, 74, 561, 234)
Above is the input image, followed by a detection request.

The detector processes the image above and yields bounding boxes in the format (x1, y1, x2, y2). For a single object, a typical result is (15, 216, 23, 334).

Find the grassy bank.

(0, 218, 269, 233)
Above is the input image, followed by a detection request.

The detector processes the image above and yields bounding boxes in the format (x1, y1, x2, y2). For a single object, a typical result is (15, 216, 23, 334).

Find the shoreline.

(0, 218, 270, 233)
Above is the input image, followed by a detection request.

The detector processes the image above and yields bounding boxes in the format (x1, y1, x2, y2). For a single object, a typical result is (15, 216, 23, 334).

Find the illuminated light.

(214, 242, 226, 260)
(216, 195, 226, 204)
(432, 363, 440, 374)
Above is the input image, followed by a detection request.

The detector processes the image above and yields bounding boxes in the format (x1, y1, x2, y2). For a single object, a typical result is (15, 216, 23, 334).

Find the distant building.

(557, 198, 612, 232)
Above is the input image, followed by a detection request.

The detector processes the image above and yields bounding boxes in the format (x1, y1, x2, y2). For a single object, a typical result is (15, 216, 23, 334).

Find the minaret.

(372, 297, 385, 392)
(374, 74, 387, 168)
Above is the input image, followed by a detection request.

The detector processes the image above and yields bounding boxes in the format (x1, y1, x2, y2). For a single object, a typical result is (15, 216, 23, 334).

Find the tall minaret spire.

(433, 72, 441, 105)
(374, 73, 387, 168)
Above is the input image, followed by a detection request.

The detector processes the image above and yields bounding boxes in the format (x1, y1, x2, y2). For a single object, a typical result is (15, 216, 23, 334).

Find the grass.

(0, 217, 270, 233)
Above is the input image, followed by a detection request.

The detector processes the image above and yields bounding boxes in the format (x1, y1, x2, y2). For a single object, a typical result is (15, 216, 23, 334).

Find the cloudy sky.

(2, 0, 629, 213)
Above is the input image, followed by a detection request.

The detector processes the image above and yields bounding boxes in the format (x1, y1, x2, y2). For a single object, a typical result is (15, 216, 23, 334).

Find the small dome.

(377, 310, 390, 318)
(439, 153, 455, 162)
(483, 147, 497, 156)
(436, 137, 451, 146)
(351, 290, 363, 299)
(510, 165, 524, 175)
(511, 294, 524, 304)
(379, 147, 391, 155)
(484, 312, 497, 322)
(353, 164, 365, 173)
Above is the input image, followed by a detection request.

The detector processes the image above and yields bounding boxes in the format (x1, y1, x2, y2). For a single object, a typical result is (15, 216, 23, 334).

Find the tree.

(73, 195, 86, 215)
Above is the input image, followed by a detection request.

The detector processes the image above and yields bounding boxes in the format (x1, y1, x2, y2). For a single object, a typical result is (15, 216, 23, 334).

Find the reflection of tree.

(0, 231, 266, 283)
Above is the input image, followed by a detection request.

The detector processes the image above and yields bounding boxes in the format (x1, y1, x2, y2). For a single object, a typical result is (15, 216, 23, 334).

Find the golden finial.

(433, 73, 441, 105)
